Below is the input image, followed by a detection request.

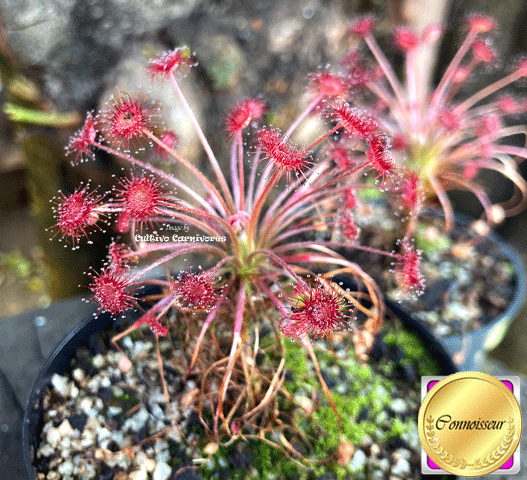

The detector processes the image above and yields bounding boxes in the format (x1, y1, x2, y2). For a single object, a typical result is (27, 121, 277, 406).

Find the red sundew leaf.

(391, 133, 408, 151)
(51, 184, 105, 246)
(309, 71, 349, 99)
(66, 112, 97, 164)
(467, 14, 496, 34)
(138, 312, 168, 336)
(462, 161, 480, 180)
(113, 173, 171, 230)
(330, 146, 354, 171)
(349, 15, 377, 37)
(366, 135, 395, 182)
(107, 240, 132, 274)
(345, 188, 356, 210)
(438, 108, 462, 132)
(174, 270, 219, 310)
(257, 128, 310, 182)
(339, 212, 359, 242)
(330, 104, 379, 140)
(225, 98, 266, 137)
(497, 94, 519, 115)
(472, 39, 496, 64)
(475, 114, 502, 138)
(401, 172, 421, 214)
(100, 92, 156, 148)
(154, 131, 179, 157)
(394, 27, 420, 52)
(280, 284, 347, 338)
(396, 245, 425, 295)
(147, 46, 196, 79)
(88, 268, 135, 316)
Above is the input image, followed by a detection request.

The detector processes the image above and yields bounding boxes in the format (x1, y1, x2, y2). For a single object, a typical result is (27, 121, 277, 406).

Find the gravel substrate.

(32, 316, 445, 480)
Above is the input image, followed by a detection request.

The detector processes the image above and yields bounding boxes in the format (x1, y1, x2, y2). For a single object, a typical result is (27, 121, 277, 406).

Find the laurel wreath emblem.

(425, 415, 515, 470)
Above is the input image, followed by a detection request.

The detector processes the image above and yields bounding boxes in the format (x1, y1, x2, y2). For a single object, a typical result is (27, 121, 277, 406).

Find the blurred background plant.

(343, 13, 527, 232)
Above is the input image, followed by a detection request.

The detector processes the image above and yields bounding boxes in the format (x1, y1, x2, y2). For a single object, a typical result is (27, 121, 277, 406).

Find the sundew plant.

(51, 45, 424, 454)
(341, 14, 527, 230)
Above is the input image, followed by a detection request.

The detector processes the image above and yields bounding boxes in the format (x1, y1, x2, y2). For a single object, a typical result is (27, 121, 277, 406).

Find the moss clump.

(200, 322, 444, 479)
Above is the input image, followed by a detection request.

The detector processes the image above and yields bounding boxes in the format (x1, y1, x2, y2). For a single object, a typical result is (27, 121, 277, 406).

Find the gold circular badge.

(418, 372, 522, 476)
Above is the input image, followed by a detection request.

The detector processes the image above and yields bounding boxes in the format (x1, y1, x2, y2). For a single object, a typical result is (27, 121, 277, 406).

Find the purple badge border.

(425, 378, 515, 471)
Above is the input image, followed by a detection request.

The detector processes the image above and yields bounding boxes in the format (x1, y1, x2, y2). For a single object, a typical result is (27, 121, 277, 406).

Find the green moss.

(390, 417, 406, 437)
(356, 177, 387, 201)
(284, 339, 308, 376)
(129, 330, 142, 341)
(415, 223, 452, 255)
(384, 327, 439, 376)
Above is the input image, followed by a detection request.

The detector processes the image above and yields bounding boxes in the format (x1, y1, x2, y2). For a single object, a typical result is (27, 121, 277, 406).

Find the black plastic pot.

(23, 290, 457, 480)
(418, 210, 526, 372)
(22, 309, 116, 479)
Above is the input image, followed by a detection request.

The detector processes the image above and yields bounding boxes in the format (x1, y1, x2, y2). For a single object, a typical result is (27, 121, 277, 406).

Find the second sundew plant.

(51, 46, 423, 456)
(341, 14, 527, 230)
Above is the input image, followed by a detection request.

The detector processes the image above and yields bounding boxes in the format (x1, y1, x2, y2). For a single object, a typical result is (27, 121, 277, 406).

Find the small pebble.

(70, 383, 80, 399)
(377, 458, 390, 472)
(107, 406, 123, 416)
(38, 444, 54, 457)
(370, 443, 380, 458)
(156, 449, 170, 464)
(393, 448, 411, 461)
(359, 434, 372, 447)
(45, 427, 61, 448)
(119, 355, 133, 372)
(84, 416, 101, 431)
(100, 376, 111, 388)
(391, 458, 411, 477)
(391, 399, 407, 413)
(151, 403, 165, 419)
(435, 324, 451, 336)
(57, 460, 73, 476)
(92, 354, 105, 368)
(60, 437, 71, 452)
(371, 471, 384, 480)
(57, 419, 74, 437)
(51, 374, 70, 397)
(80, 432, 95, 449)
(129, 470, 148, 480)
(350, 449, 366, 471)
(153, 461, 172, 480)
(123, 336, 134, 349)
(79, 398, 93, 414)
(134, 450, 148, 466)
(144, 457, 157, 472)
(72, 368, 85, 384)
(97, 427, 112, 444)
